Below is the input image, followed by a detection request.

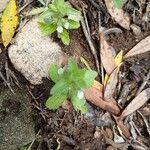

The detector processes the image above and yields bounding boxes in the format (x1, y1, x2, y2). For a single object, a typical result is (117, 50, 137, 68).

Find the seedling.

(46, 59, 97, 113)
(38, 0, 81, 45)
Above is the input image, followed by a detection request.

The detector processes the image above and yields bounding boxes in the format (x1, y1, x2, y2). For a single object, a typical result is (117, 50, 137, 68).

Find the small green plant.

(113, 0, 123, 9)
(38, 0, 81, 45)
(46, 59, 97, 113)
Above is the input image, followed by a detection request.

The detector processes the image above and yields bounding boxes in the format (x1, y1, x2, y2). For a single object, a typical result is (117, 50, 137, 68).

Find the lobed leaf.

(50, 79, 68, 95)
(71, 94, 87, 113)
(38, 22, 56, 36)
(48, 64, 60, 83)
(68, 20, 80, 29)
(46, 94, 66, 110)
(59, 29, 70, 45)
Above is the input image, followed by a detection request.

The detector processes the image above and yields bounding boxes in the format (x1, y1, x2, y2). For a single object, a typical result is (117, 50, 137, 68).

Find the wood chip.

(124, 35, 150, 59)
(104, 0, 130, 30)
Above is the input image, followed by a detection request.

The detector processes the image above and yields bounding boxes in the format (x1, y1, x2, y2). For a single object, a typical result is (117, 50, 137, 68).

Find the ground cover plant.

(46, 59, 97, 113)
(38, 0, 81, 45)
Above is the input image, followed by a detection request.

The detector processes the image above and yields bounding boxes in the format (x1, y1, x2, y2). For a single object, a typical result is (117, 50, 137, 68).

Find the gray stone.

(0, 85, 35, 150)
(8, 18, 65, 85)
(0, 0, 9, 12)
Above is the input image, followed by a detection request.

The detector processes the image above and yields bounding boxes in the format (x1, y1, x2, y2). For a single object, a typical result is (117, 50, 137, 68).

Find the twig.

(19, 0, 34, 13)
(5, 62, 21, 88)
(0, 71, 15, 94)
(98, 11, 105, 82)
(81, 13, 100, 73)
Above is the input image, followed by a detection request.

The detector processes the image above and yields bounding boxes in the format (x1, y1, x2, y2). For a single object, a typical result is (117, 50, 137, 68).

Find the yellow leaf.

(80, 57, 91, 70)
(93, 80, 103, 91)
(103, 51, 123, 86)
(103, 74, 109, 87)
(1, 0, 18, 47)
(115, 50, 123, 66)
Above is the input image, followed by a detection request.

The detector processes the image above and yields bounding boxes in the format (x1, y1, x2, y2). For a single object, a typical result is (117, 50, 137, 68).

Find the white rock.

(8, 18, 65, 85)
(0, 0, 10, 12)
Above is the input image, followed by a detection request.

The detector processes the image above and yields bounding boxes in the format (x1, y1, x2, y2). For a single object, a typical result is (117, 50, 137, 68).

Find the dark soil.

(0, 0, 150, 150)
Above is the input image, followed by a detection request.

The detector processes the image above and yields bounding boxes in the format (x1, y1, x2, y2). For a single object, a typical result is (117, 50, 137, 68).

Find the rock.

(0, 85, 35, 150)
(8, 18, 65, 85)
(0, 0, 9, 12)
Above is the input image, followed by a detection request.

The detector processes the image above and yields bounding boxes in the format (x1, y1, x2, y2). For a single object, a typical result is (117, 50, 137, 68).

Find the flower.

(64, 22, 69, 29)
(77, 90, 84, 99)
(56, 26, 63, 33)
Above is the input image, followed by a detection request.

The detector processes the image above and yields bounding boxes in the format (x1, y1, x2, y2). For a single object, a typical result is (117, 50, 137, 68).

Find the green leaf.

(83, 70, 97, 88)
(26, 7, 46, 16)
(68, 59, 79, 74)
(38, 10, 54, 23)
(38, 22, 56, 36)
(68, 20, 80, 29)
(53, 0, 64, 7)
(48, 64, 60, 83)
(113, 0, 123, 9)
(71, 94, 87, 113)
(50, 79, 68, 95)
(46, 94, 66, 110)
(59, 29, 70, 45)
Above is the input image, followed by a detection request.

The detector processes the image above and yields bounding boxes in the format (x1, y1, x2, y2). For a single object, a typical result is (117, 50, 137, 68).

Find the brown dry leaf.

(113, 115, 131, 138)
(84, 87, 121, 115)
(117, 119, 131, 138)
(119, 88, 150, 120)
(104, 0, 130, 30)
(100, 34, 116, 75)
(124, 35, 150, 59)
(104, 65, 121, 100)
(93, 80, 104, 92)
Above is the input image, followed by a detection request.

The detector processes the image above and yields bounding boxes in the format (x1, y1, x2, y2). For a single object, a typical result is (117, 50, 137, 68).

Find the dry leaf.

(103, 74, 109, 87)
(100, 34, 116, 75)
(1, 0, 18, 47)
(124, 36, 150, 59)
(80, 57, 91, 70)
(93, 80, 104, 92)
(103, 51, 123, 87)
(117, 119, 131, 138)
(104, 0, 130, 30)
(113, 115, 131, 138)
(84, 87, 121, 115)
(119, 88, 150, 120)
(104, 65, 121, 99)
(115, 50, 123, 66)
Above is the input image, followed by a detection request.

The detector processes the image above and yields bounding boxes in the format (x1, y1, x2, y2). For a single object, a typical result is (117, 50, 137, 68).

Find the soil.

(0, 0, 150, 150)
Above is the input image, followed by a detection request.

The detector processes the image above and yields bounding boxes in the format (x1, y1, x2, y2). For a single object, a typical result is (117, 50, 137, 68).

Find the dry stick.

(19, 0, 34, 13)
(0, 71, 15, 94)
(98, 11, 105, 82)
(5, 61, 21, 88)
(81, 14, 100, 73)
